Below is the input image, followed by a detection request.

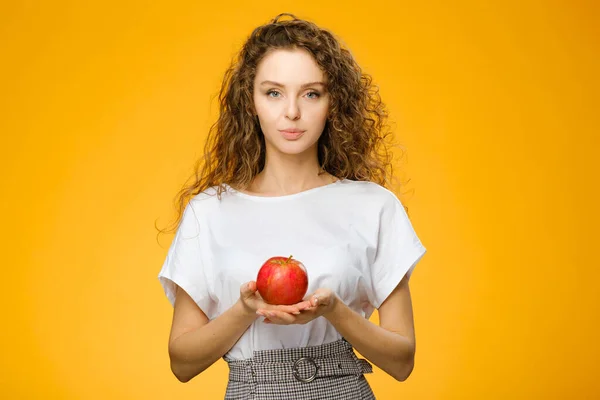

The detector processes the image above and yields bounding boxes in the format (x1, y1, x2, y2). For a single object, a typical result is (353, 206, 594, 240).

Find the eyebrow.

(260, 80, 326, 89)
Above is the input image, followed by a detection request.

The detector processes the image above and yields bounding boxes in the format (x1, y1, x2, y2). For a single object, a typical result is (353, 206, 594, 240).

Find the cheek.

(313, 97, 330, 117)
(255, 106, 278, 135)
(308, 104, 329, 125)
(255, 100, 279, 121)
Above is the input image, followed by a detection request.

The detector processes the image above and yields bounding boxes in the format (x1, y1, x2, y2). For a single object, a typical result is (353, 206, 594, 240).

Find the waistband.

(224, 339, 373, 383)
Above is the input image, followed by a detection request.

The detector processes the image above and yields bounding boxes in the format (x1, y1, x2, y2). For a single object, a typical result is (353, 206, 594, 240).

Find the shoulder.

(188, 183, 234, 204)
(183, 184, 231, 217)
(340, 179, 402, 209)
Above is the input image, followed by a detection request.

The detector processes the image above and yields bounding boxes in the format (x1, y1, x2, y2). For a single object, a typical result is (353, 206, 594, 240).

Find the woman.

(158, 13, 427, 399)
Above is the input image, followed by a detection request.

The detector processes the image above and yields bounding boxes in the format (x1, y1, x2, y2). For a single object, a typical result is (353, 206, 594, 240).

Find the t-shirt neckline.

(224, 179, 346, 201)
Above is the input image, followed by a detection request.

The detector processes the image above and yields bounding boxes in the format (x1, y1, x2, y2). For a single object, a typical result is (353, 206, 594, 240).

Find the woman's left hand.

(256, 288, 338, 325)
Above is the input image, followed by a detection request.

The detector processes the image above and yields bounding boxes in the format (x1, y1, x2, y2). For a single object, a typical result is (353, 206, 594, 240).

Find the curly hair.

(157, 13, 410, 238)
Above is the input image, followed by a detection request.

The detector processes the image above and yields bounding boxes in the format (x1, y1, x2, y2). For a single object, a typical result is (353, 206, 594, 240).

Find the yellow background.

(2, 1, 598, 399)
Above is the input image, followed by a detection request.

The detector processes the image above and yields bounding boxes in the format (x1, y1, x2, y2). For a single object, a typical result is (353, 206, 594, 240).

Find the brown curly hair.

(157, 13, 410, 238)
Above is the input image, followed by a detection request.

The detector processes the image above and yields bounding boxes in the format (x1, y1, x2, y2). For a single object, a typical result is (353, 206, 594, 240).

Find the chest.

(202, 208, 377, 304)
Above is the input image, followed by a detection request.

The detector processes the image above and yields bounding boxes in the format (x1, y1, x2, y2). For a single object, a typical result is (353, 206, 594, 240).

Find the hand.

(238, 281, 309, 318)
(256, 288, 338, 325)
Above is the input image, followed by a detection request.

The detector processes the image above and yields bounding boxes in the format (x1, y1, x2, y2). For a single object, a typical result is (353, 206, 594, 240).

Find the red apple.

(256, 255, 308, 305)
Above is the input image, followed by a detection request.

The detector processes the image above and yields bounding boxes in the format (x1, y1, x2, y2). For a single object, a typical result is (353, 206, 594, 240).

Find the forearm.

(324, 301, 415, 381)
(169, 300, 257, 382)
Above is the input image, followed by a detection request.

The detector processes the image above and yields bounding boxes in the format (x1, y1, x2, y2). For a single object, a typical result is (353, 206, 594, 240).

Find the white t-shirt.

(158, 178, 427, 360)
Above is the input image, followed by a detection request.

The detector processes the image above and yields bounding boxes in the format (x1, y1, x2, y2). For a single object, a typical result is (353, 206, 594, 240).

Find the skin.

(246, 47, 338, 196)
(167, 48, 416, 383)
(256, 276, 417, 381)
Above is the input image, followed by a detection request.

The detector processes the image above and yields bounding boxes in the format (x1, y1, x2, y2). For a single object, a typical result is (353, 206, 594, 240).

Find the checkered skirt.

(222, 338, 376, 399)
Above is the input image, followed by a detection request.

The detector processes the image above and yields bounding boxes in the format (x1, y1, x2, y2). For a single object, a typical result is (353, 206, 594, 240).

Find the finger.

(294, 300, 314, 310)
(310, 295, 321, 307)
(311, 291, 332, 307)
(263, 305, 300, 315)
(266, 310, 296, 324)
(275, 305, 302, 315)
(240, 281, 257, 297)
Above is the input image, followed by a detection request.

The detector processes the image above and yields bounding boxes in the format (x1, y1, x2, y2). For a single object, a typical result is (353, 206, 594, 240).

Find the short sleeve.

(158, 200, 217, 318)
(367, 195, 427, 309)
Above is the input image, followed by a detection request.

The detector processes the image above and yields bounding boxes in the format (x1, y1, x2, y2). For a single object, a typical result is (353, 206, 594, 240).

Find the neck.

(249, 157, 334, 196)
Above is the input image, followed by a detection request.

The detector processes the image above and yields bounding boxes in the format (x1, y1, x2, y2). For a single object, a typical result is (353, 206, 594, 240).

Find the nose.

(285, 98, 300, 120)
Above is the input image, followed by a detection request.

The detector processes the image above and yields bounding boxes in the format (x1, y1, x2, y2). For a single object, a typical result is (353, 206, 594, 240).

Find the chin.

(275, 144, 313, 155)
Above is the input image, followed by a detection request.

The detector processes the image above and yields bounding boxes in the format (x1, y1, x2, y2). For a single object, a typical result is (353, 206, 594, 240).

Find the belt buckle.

(293, 356, 319, 383)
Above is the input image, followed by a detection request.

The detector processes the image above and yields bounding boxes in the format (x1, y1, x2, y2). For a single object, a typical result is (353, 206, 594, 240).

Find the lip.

(279, 129, 305, 140)
(279, 129, 305, 133)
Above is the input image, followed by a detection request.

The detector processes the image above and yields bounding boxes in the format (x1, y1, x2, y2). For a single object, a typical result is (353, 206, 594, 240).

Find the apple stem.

(286, 255, 293, 263)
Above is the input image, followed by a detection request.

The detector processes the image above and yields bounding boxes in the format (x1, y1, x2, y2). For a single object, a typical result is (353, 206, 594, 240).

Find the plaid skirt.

(222, 338, 376, 400)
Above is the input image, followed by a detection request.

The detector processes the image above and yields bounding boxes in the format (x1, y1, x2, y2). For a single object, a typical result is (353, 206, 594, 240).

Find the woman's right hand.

(238, 281, 309, 318)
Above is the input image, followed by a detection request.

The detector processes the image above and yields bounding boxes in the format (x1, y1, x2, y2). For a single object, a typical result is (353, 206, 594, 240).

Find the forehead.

(255, 48, 325, 84)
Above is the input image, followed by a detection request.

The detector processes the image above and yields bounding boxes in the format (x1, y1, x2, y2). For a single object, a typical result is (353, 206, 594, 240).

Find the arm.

(168, 282, 305, 382)
(168, 286, 256, 382)
(257, 274, 416, 381)
(324, 274, 416, 381)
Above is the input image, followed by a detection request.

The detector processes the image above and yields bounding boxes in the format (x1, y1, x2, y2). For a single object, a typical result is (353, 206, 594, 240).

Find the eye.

(266, 90, 281, 98)
(306, 91, 321, 99)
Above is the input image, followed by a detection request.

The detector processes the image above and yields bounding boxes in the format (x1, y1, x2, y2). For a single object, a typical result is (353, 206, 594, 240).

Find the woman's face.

(253, 48, 330, 156)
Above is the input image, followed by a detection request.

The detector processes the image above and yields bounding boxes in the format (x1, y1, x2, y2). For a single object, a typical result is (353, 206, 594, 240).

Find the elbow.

(170, 361, 192, 383)
(168, 347, 192, 383)
(168, 341, 204, 383)
(391, 357, 415, 382)
(174, 373, 191, 383)
(170, 360, 201, 383)
(174, 372, 191, 383)
(169, 350, 204, 383)
(387, 353, 415, 382)
(390, 337, 415, 382)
